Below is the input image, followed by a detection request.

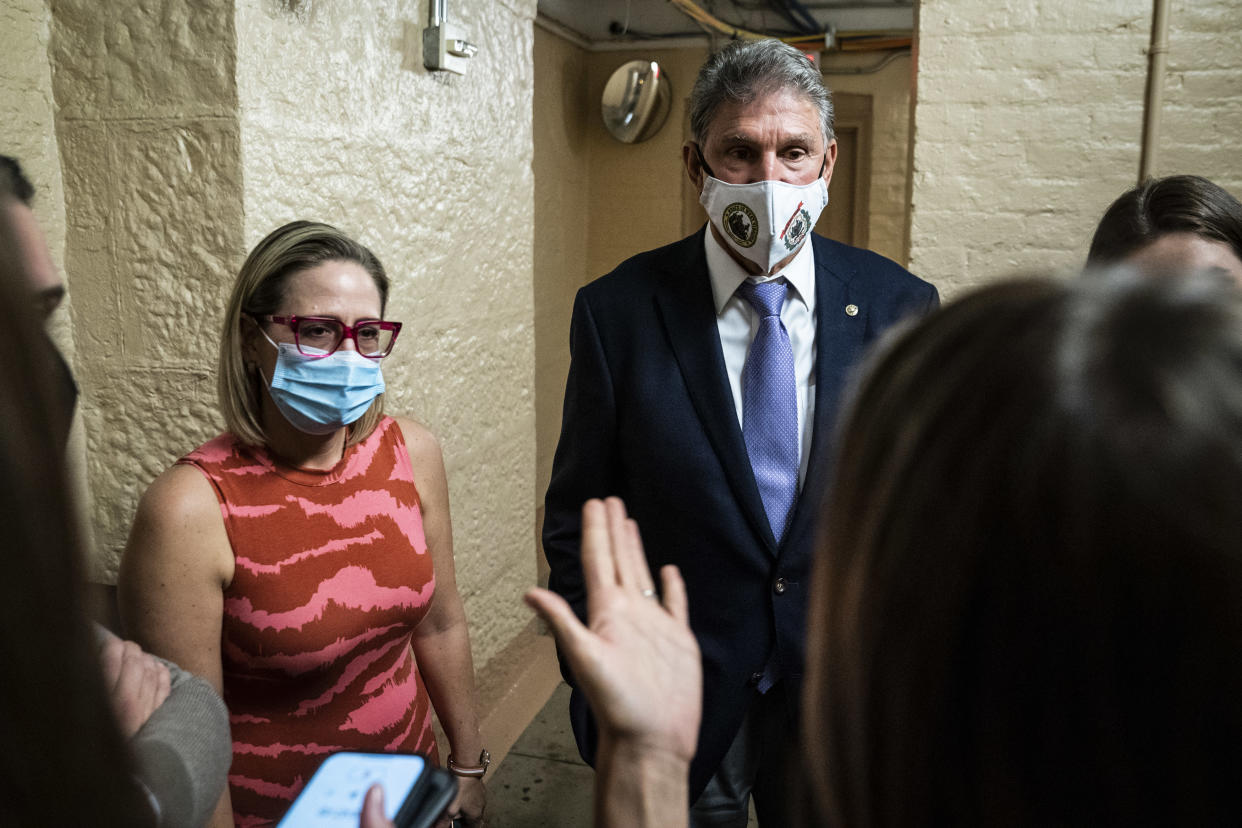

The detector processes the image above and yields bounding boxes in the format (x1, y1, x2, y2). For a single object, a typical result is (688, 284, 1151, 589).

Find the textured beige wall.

(234, 0, 538, 670)
(533, 27, 590, 516)
(909, 0, 1242, 298)
(51, 0, 244, 582)
(31, 0, 537, 674)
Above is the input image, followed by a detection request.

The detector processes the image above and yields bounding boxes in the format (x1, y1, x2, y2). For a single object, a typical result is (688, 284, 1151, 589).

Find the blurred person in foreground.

(531, 266, 1242, 826)
(1088, 174, 1242, 283)
(1, 154, 231, 827)
(120, 221, 486, 828)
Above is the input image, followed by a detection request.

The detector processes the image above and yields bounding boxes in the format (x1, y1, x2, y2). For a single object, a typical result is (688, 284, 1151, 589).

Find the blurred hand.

(98, 632, 172, 738)
(438, 776, 484, 828)
(360, 784, 394, 828)
(525, 498, 702, 761)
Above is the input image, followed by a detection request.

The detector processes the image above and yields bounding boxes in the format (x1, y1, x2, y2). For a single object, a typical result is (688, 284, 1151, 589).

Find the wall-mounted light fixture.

(423, 0, 478, 75)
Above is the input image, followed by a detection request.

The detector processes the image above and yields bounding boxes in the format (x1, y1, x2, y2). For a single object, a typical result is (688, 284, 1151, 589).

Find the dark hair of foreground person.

(0, 188, 152, 825)
(808, 268, 1242, 826)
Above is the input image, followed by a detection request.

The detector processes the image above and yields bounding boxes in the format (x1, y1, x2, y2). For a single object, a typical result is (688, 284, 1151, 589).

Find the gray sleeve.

(130, 651, 233, 828)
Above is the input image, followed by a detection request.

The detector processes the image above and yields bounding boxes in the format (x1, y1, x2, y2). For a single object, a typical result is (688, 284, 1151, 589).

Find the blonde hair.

(218, 221, 390, 447)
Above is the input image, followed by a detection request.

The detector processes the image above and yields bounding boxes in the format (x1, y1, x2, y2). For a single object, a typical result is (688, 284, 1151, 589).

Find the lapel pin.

(845, 304, 859, 317)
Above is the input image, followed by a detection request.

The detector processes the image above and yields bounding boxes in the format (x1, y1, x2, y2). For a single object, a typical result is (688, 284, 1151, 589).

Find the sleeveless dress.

(179, 416, 438, 827)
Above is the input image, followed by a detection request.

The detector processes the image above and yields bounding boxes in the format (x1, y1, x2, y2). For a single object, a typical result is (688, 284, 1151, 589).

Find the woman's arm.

(119, 463, 237, 828)
(395, 417, 486, 828)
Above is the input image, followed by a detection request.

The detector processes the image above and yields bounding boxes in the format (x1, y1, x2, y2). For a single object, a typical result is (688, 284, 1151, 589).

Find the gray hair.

(689, 39, 835, 146)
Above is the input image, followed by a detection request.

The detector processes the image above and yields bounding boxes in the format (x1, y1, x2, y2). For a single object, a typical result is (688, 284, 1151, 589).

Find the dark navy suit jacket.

(542, 227, 939, 800)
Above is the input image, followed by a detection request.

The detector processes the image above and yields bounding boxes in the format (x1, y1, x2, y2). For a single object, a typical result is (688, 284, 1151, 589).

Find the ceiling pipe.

(1138, 0, 1171, 184)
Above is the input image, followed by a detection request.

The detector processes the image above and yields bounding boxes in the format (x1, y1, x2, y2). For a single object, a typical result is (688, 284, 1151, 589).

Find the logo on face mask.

(722, 203, 759, 248)
(782, 206, 812, 251)
(701, 175, 829, 273)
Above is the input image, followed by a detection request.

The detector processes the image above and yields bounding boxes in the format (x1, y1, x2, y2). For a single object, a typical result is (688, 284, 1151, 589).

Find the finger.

(129, 648, 165, 719)
(607, 499, 654, 593)
(605, 497, 631, 581)
(525, 588, 597, 668)
(153, 660, 172, 710)
(444, 791, 462, 821)
(133, 654, 161, 719)
(111, 642, 150, 736)
(623, 515, 657, 594)
(660, 565, 690, 625)
(99, 633, 125, 687)
(580, 499, 617, 596)
(525, 588, 588, 640)
(115, 641, 147, 698)
(360, 784, 392, 828)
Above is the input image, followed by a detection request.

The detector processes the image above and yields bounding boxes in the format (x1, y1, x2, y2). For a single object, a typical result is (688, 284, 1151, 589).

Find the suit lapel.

(653, 229, 779, 554)
(784, 236, 864, 551)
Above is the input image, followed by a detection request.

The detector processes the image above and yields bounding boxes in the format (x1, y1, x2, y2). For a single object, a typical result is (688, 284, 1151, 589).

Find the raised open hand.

(525, 498, 701, 762)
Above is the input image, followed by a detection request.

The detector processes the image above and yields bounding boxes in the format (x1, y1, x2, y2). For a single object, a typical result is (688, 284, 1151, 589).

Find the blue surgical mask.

(262, 332, 385, 435)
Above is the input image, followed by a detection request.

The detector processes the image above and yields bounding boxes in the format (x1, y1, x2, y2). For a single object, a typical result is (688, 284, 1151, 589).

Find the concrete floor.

(487, 683, 594, 827)
(486, 683, 759, 827)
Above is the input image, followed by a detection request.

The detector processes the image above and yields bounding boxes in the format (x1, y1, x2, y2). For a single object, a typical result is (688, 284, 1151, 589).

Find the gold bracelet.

(447, 749, 490, 778)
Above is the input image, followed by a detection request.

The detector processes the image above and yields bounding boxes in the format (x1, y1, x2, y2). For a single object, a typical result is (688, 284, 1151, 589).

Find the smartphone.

(276, 751, 455, 828)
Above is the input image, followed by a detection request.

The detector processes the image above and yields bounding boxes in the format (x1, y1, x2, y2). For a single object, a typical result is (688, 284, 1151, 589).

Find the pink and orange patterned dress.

(180, 416, 438, 827)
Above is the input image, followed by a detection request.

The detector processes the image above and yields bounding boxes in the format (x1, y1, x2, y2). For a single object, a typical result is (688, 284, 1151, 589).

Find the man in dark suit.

(543, 40, 938, 826)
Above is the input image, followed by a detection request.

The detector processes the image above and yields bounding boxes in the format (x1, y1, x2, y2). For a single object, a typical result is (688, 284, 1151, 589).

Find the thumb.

(524, 587, 591, 646)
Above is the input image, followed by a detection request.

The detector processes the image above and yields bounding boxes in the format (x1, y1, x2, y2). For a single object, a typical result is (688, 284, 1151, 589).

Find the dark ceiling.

(537, 0, 915, 45)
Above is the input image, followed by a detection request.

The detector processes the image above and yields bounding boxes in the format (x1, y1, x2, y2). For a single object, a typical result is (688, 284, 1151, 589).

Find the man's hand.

(98, 631, 172, 739)
(525, 497, 702, 762)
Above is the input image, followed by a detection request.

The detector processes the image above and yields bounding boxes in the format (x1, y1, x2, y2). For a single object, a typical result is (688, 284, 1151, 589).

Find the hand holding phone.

(276, 752, 457, 828)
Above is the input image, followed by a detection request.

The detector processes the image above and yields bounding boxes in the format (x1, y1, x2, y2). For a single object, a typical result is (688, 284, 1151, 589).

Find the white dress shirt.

(705, 230, 818, 487)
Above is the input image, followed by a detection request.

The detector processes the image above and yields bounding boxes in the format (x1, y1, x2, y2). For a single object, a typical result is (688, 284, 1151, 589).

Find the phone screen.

(276, 752, 427, 827)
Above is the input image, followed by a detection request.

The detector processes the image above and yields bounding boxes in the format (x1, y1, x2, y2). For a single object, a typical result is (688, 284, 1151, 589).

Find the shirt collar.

(706, 226, 816, 315)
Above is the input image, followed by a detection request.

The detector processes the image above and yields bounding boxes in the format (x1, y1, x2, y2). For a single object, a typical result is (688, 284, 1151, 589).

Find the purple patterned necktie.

(738, 279, 799, 544)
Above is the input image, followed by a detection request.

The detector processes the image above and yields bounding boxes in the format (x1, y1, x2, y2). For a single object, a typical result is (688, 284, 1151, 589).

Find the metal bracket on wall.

(423, 0, 478, 75)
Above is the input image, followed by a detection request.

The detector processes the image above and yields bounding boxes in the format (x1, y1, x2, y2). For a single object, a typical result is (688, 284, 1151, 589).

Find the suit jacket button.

(773, 577, 787, 595)
(748, 672, 763, 687)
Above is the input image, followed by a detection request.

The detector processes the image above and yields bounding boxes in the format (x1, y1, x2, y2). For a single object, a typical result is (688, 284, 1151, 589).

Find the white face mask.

(699, 173, 829, 274)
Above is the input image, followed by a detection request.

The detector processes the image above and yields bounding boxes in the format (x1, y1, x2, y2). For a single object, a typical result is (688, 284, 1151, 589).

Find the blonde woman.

(121, 221, 487, 828)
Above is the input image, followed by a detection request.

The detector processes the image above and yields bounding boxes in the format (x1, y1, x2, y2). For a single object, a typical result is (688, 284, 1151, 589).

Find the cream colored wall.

(234, 0, 538, 670)
(583, 46, 710, 279)
(909, 0, 1242, 298)
(533, 26, 590, 526)
(530, 39, 708, 551)
(50, 0, 244, 582)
